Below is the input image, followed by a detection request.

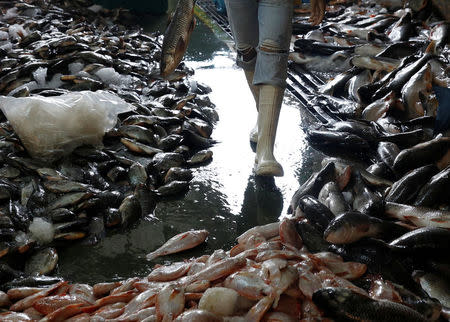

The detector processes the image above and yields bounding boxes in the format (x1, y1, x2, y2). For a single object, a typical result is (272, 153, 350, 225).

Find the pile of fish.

(2, 218, 444, 321)
(286, 0, 450, 319)
(290, 0, 449, 121)
(0, 0, 217, 282)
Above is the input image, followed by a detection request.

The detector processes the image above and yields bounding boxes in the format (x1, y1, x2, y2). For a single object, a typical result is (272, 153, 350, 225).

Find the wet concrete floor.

(57, 13, 324, 284)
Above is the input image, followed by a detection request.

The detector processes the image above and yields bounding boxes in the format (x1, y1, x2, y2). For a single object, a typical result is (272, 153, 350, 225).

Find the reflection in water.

(57, 18, 324, 284)
(238, 176, 283, 236)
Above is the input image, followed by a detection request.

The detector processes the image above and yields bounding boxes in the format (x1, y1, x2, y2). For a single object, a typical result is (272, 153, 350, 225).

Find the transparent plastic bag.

(0, 90, 134, 161)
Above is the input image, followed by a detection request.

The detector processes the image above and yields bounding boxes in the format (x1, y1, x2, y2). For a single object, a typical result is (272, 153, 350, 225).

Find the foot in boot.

(255, 157, 284, 177)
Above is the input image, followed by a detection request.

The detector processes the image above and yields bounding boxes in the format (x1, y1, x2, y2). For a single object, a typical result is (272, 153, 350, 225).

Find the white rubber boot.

(255, 84, 284, 177)
(244, 70, 259, 143)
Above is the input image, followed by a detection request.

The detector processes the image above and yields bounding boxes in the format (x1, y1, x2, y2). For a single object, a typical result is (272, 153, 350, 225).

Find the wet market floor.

(57, 13, 324, 284)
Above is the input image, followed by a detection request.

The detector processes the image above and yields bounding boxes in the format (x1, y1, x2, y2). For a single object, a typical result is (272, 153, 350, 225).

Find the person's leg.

(254, 0, 293, 177)
(224, 0, 260, 143)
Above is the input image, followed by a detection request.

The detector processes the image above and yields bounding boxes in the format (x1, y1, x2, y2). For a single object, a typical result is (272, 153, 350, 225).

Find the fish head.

(324, 212, 371, 244)
(415, 298, 442, 321)
(312, 287, 354, 309)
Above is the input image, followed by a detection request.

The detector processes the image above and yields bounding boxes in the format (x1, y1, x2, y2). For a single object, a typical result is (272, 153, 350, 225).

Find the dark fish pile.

(288, 0, 450, 319)
(290, 0, 449, 120)
(0, 0, 216, 284)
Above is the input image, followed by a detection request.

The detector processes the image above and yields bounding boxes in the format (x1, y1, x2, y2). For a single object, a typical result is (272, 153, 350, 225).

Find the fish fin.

(393, 99, 405, 111)
(167, 12, 174, 27)
(176, 37, 187, 53)
(190, 17, 196, 32)
(425, 40, 436, 54)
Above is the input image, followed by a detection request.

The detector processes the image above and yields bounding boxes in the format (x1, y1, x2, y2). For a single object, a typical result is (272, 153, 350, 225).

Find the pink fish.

(146, 230, 209, 261)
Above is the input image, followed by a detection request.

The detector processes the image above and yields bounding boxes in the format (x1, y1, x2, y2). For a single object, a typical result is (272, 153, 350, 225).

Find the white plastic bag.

(0, 90, 135, 161)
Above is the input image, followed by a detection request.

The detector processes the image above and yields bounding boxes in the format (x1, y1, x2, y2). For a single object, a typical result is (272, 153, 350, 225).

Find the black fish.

(294, 38, 355, 56)
(352, 172, 384, 217)
(307, 130, 370, 151)
(289, 162, 336, 213)
(296, 219, 330, 253)
(386, 164, 438, 203)
(373, 41, 436, 101)
(390, 227, 450, 255)
(297, 195, 335, 233)
(313, 287, 427, 322)
(414, 166, 450, 207)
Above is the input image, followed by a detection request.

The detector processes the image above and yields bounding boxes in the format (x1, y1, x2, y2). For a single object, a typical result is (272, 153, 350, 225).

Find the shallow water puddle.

(57, 18, 323, 283)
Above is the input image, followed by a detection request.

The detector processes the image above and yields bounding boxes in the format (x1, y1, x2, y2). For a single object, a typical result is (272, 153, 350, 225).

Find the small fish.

(32, 295, 88, 315)
(352, 172, 383, 217)
(414, 165, 450, 207)
(128, 162, 148, 187)
(119, 125, 156, 146)
(351, 55, 400, 72)
(160, 0, 196, 78)
(118, 194, 142, 226)
(146, 229, 209, 261)
(43, 180, 89, 193)
(385, 202, 450, 229)
(296, 195, 335, 233)
(164, 167, 193, 184)
(279, 218, 303, 250)
(121, 138, 162, 156)
(148, 261, 192, 282)
(47, 192, 92, 210)
(24, 248, 58, 276)
(156, 285, 185, 321)
(346, 69, 372, 103)
(296, 219, 330, 253)
(318, 181, 349, 216)
(237, 222, 280, 245)
(377, 141, 400, 170)
(385, 164, 438, 204)
(306, 130, 370, 151)
(313, 287, 427, 321)
(289, 162, 335, 213)
(389, 226, 450, 254)
(223, 269, 273, 300)
(413, 271, 450, 309)
(324, 211, 406, 244)
(186, 149, 213, 165)
(388, 11, 416, 42)
(362, 91, 402, 121)
(155, 180, 189, 196)
(392, 282, 442, 321)
(401, 63, 432, 119)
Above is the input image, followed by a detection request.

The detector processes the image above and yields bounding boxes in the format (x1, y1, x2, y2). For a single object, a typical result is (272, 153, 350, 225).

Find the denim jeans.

(224, 0, 293, 88)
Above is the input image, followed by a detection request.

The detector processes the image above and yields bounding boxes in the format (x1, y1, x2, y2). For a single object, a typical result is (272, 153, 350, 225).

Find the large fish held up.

(160, 0, 197, 78)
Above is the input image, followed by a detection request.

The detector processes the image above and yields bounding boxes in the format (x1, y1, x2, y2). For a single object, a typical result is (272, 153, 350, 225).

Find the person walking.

(224, 0, 326, 177)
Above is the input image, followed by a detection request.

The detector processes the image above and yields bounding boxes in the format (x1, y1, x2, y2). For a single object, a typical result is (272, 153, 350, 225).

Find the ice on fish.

(68, 63, 84, 75)
(46, 73, 64, 89)
(0, 41, 13, 52)
(8, 24, 28, 40)
(33, 67, 48, 86)
(29, 218, 55, 244)
(2, 8, 18, 21)
(0, 31, 9, 40)
(95, 68, 133, 86)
